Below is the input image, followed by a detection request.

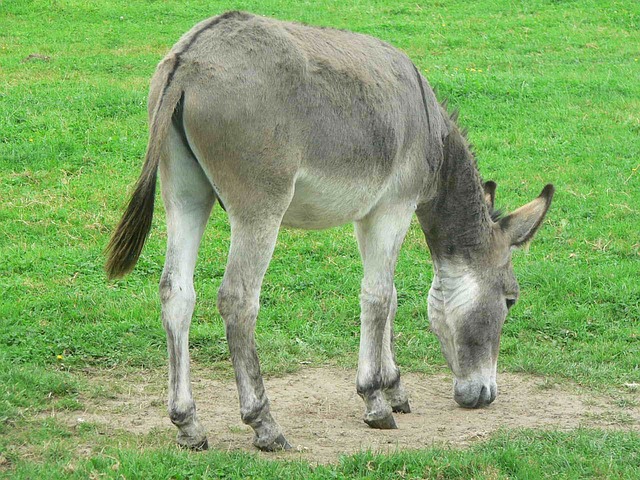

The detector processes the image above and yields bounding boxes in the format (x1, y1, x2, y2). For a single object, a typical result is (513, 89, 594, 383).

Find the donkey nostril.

(479, 385, 488, 404)
(471, 385, 495, 408)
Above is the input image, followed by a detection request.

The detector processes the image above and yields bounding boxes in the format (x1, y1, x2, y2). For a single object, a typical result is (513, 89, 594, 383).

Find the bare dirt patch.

(49, 366, 639, 464)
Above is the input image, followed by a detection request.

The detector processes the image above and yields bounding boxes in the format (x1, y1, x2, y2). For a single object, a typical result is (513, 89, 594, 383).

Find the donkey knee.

(360, 286, 393, 320)
(160, 274, 195, 308)
(160, 275, 196, 337)
(217, 283, 259, 322)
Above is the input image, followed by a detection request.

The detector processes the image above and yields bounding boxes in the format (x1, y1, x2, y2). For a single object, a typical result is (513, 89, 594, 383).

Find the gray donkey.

(106, 11, 554, 451)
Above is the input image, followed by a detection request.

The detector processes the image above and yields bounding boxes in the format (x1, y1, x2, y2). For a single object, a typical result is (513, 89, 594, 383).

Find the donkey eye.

(506, 298, 516, 310)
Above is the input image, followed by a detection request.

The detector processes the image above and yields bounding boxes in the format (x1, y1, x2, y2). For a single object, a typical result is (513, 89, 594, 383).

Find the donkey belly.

(282, 170, 384, 229)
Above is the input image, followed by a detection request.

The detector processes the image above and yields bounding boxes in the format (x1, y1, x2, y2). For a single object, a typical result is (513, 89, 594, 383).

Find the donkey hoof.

(254, 433, 292, 452)
(177, 437, 209, 451)
(392, 400, 411, 414)
(364, 413, 397, 430)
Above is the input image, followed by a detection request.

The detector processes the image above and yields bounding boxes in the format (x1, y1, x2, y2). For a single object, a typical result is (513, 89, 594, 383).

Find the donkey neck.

(418, 125, 492, 262)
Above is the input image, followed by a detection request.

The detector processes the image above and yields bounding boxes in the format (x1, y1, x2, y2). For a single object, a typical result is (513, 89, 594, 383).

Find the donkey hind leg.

(354, 205, 413, 429)
(217, 211, 292, 452)
(382, 285, 411, 414)
(160, 128, 216, 450)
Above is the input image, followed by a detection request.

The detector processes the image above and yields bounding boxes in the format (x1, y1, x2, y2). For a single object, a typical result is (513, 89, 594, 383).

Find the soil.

(49, 366, 639, 464)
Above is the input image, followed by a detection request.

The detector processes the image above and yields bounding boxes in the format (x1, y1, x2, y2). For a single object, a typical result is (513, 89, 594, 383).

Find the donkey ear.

(499, 184, 555, 247)
(483, 181, 497, 210)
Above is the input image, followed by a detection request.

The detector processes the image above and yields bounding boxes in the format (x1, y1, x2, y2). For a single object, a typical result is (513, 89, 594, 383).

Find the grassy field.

(1, 0, 639, 478)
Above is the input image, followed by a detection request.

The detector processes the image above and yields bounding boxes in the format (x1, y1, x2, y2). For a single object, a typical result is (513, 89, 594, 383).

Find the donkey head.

(426, 182, 554, 408)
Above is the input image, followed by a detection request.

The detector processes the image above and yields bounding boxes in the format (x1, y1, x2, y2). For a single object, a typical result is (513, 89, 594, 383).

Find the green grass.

(2, 427, 639, 479)
(1, 0, 639, 477)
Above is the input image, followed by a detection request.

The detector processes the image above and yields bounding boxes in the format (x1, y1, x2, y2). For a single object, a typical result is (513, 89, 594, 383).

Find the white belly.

(281, 170, 384, 229)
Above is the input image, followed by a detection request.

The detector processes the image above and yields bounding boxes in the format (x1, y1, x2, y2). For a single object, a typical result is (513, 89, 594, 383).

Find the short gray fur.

(106, 11, 554, 451)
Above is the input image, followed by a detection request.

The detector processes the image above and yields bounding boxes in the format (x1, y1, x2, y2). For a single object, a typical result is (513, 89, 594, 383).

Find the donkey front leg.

(217, 217, 290, 451)
(381, 285, 411, 414)
(354, 205, 413, 429)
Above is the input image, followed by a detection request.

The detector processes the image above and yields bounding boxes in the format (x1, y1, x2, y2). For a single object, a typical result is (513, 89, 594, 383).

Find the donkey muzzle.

(453, 378, 497, 408)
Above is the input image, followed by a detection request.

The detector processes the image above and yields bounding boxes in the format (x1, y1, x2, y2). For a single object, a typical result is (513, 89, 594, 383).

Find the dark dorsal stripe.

(413, 64, 431, 134)
(160, 11, 251, 114)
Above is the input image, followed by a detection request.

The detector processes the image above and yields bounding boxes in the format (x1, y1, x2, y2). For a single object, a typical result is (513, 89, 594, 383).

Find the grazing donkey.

(106, 11, 554, 452)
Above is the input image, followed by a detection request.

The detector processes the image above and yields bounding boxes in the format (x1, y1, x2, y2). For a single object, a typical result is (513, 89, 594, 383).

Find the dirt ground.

(50, 366, 640, 464)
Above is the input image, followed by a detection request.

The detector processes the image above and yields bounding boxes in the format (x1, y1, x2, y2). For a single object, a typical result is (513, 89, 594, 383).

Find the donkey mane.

(438, 98, 504, 223)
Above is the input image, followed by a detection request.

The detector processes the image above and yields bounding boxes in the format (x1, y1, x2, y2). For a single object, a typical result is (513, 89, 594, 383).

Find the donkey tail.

(105, 62, 183, 279)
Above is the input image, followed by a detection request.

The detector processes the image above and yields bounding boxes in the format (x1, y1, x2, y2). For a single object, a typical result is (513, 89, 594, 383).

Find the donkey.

(106, 11, 554, 452)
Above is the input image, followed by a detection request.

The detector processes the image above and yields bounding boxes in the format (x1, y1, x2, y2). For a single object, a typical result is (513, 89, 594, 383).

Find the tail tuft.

(105, 167, 157, 279)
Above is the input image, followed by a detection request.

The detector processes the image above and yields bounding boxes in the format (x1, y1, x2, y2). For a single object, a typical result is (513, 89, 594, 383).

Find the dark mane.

(440, 99, 469, 144)
(439, 98, 504, 223)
